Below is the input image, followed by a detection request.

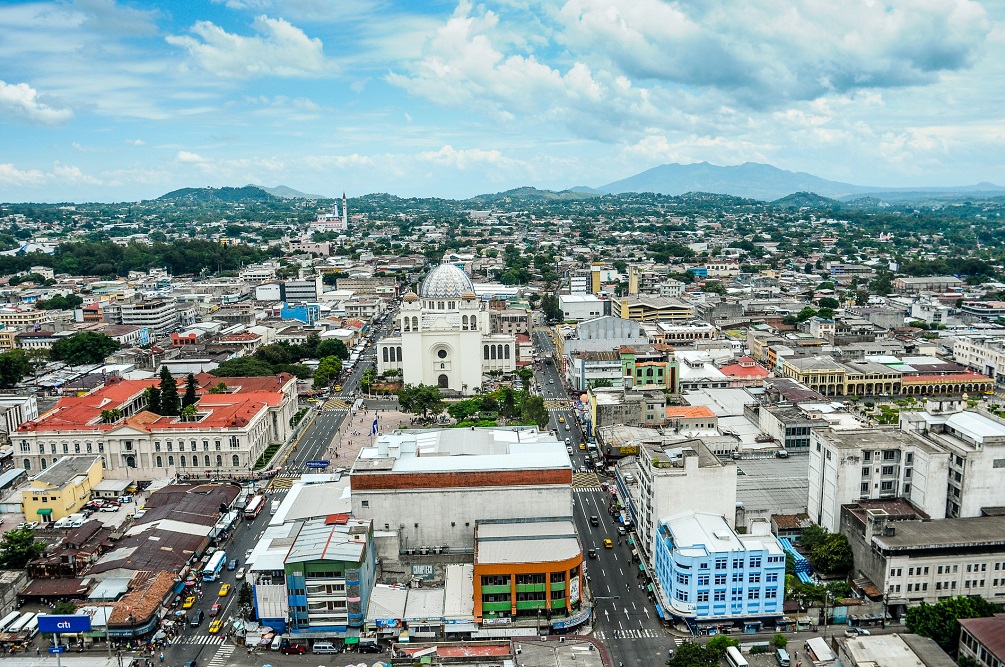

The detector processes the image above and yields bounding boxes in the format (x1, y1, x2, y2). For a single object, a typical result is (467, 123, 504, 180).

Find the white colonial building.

(377, 264, 515, 394)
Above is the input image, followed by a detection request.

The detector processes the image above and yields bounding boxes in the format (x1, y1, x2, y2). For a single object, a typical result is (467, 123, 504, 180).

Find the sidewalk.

(0, 658, 123, 667)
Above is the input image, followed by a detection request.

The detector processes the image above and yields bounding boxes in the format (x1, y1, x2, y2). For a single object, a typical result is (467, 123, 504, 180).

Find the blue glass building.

(653, 511, 785, 631)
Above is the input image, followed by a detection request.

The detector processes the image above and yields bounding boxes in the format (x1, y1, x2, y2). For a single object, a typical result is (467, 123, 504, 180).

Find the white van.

(270, 635, 283, 651)
(313, 642, 338, 654)
(776, 648, 790, 667)
(53, 517, 71, 529)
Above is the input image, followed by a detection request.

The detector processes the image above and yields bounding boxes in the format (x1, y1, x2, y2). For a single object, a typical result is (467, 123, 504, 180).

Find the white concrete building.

(377, 264, 515, 394)
(953, 333, 1005, 385)
(808, 427, 950, 533)
(119, 299, 178, 335)
(622, 439, 737, 566)
(350, 427, 572, 560)
(559, 294, 607, 322)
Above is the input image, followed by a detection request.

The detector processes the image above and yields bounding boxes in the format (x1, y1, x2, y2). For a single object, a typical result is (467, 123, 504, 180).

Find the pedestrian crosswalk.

(574, 486, 603, 493)
(207, 643, 236, 667)
(572, 472, 601, 488)
(269, 476, 299, 490)
(593, 628, 662, 640)
(674, 636, 685, 646)
(323, 398, 352, 411)
(545, 401, 568, 410)
(176, 634, 227, 646)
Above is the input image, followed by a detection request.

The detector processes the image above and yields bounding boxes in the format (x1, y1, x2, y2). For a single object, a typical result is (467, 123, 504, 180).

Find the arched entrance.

(438, 374, 449, 389)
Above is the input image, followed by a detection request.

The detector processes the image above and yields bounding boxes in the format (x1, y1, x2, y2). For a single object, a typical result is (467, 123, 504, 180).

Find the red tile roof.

(901, 371, 991, 384)
(666, 406, 716, 419)
(959, 614, 1005, 662)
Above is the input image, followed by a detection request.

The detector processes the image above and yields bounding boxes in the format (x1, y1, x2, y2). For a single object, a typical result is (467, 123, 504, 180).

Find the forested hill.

(154, 186, 277, 204)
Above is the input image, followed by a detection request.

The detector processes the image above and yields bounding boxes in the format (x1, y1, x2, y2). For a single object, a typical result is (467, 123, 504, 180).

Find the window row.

(484, 345, 511, 360)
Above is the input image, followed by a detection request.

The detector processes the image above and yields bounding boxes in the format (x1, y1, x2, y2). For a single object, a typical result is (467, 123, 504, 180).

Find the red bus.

(244, 495, 265, 520)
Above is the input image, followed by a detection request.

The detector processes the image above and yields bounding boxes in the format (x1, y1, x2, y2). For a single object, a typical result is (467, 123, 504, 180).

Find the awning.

(444, 623, 478, 633)
(655, 604, 665, 619)
(38, 508, 52, 515)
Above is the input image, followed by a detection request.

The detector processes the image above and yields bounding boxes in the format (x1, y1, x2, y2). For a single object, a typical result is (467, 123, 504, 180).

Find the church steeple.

(342, 192, 348, 225)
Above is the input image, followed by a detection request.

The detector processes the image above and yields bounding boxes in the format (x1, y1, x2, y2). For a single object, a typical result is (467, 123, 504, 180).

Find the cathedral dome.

(402, 291, 419, 302)
(419, 264, 475, 299)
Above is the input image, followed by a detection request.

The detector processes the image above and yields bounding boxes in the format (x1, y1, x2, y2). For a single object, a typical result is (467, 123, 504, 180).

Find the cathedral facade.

(377, 264, 516, 394)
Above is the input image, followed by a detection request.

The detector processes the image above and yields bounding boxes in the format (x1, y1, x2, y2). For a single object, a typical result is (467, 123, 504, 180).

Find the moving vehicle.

(189, 610, 204, 627)
(209, 604, 222, 617)
(270, 500, 280, 516)
(235, 568, 245, 580)
(588, 548, 597, 559)
(183, 596, 196, 609)
(567, 446, 574, 454)
(243, 495, 265, 520)
(334, 385, 341, 391)
(579, 442, 586, 450)
(558, 416, 565, 423)
(208, 620, 223, 634)
(565, 423, 571, 431)
(618, 526, 626, 536)
(227, 558, 237, 571)
(726, 646, 749, 667)
(604, 539, 613, 548)
(218, 583, 231, 597)
(202, 551, 228, 582)
(590, 515, 599, 526)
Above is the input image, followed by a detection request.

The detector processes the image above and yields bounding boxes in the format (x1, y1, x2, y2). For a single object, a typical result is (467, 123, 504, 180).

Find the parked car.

(100, 505, 119, 512)
(235, 568, 246, 580)
(281, 644, 307, 655)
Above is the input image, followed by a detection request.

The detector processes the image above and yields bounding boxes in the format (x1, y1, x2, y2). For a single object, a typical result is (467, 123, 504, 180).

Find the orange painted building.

(473, 519, 584, 624)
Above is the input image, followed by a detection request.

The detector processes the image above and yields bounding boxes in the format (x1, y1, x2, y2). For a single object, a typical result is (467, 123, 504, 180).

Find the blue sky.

(1, 0, 1003, 202)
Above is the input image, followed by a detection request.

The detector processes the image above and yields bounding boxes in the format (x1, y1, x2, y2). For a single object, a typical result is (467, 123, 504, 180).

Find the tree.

(706, 635, 739, 658)
(207, 381, 229, 394)
(49, 331, 120, 366)
(0, 527, 46, 568)
(667, 641, 719, 667)
(313, 356, 343, 389)
(36, 293, 83, 310)
(817, 307, 835, 320)
(182, 373, 198, 408)
(590, 379, 613, 388)
(54, 601, 77, 614)
(397, 384, 445, 419)
(796, 306, 818, 322)
(158, 366, 180, 416)
(0, 349, 32, 387)
(906, 596, 1004, 654)
(818, 296, 840, 309)
(316, 339, 350, 360)
(520, 394, 549, 428)
(447, 398, 482, 422)
(100, 408, 121, 423)
(870, 270, 894, 296)
(771, 633, 788, 649)
(210, 357, 277, 377)
(145, 386, 161, 414)
(360, 368, 376, 392)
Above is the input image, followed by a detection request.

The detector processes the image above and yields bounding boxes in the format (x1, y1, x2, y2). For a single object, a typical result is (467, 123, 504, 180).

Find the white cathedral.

(377, 264, 516, 395)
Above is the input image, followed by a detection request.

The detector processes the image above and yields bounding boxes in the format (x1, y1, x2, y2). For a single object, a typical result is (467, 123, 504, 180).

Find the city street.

(532, 328, 674, 667)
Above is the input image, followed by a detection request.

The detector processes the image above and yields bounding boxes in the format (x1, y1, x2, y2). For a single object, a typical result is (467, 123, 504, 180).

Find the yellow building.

(611, 295, 694, 323)
(24, 455, 103, 523)
(0, 328, 15, 351)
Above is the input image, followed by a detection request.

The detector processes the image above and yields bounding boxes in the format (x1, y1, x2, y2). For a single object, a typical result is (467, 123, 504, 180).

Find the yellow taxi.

(182, 596, 196, 609)
(334, 385, 342, 392)
(604, 539, 613, 549)
(579, 442, 586, 450)
(208, 620, 223, 634)
(218, 583, 231, 597)
(558, 416, 566, 423)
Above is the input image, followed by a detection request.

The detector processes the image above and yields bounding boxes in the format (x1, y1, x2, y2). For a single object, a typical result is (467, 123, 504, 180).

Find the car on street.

(549, 378, 555, 384)
(208, 620, 223, 634)
(100, 505, 119, 512)
(235, 567, 245, 580)
(209, 604, 222, 617)
(227, 558, 237, 571)
(334, 385, 342, 391)
(281, 644, 307, 655)
(218, 583, 231, 597)
(604, 539, 613, 548)
(183, 596, 196, 609)
(118, 495, 133, 503)
(845, 627, 871, 637)
(588, 548, 597, 559)
(618, 526, 627, 535)
(558, 416, 565, 423)
(579, 442, 586, 450)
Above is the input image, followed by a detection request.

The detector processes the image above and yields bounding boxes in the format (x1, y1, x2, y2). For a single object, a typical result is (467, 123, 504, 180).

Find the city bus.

(202, 550, 228, 582)
(23, 614, 38, 640)
(0, 611, 21, 632)
(244, 495, 265, 520)
(7, 612, 35, 634)
(726, 646, 749, 667)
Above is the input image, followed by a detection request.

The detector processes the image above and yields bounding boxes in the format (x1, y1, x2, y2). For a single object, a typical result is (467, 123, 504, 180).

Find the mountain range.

(583, 162, 1005, 202)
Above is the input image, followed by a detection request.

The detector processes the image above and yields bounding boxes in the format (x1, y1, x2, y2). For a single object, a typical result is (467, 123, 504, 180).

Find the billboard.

(37, 615, 92, 634)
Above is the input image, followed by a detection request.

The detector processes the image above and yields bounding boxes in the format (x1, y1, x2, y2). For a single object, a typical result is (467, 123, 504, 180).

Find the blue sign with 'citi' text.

(37, 615, 92, 634)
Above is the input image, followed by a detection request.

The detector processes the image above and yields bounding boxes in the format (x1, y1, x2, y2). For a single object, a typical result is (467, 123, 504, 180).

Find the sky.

(1, 0, 1004, 202)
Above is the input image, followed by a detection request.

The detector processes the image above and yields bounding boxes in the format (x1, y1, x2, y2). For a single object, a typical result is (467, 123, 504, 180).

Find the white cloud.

(167, 15, 333, 79)
(0, 163, 48, 186)
(175, 151, 208, 164)
(0, 162, 100, 187)
(417, 145, 515, 170)
(556, 0, 991, 105)
(127, 138, 145, 146)
(0, 80, 73, 124)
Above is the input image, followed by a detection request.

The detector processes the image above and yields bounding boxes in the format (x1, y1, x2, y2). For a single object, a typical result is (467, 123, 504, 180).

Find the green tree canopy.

(36, 293, 83, 310)
(182, 373, 198, 408)
(0, 527, 46, 568)
(817, 296, 840, 309)
(50, 331, 120, 366)
(905, 596, 1004, 654)
(667, 641, 720, 667)
(0, 349, 32, 387)
(313, 356, 343, 389)
(158, 366, 180, 416)
(520, 394, 549, 428)
(398, 384, 445, 419)
(316, 339, 350, 360)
